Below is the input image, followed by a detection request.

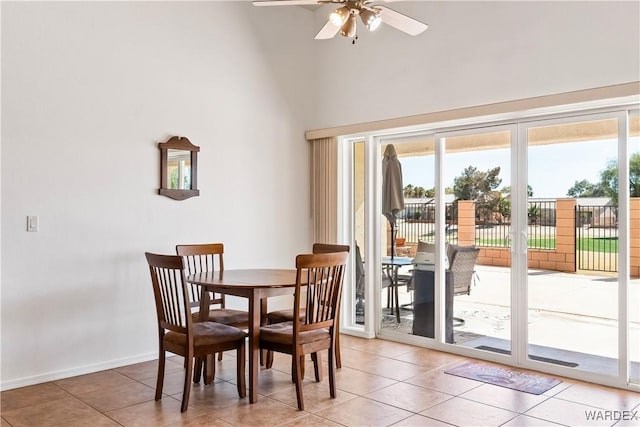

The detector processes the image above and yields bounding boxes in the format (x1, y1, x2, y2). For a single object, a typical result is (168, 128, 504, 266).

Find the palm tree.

(403, 184, 415, 198)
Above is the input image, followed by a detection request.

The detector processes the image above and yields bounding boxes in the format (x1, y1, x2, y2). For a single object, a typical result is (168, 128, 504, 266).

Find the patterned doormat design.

(444, 361, 562, 395)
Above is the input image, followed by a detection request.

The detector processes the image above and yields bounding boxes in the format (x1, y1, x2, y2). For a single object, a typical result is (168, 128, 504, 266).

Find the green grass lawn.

(577, 237, 618, 253)
(475, 238, 556, 249)
(475, 237, 618, 253)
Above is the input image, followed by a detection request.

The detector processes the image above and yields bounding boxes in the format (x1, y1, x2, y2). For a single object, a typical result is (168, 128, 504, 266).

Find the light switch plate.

(27, 216, 39, 232)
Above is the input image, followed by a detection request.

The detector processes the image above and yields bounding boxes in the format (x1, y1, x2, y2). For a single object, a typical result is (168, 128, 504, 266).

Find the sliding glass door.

(374, 127, 516, 352)
(375, 135, 436, 338)
(629, 110, 640, 386)
(437, 126, 515, 354)
(340, 104, 640, 390)
(521, 112, 630, 380)
(352, 140, 366, 327)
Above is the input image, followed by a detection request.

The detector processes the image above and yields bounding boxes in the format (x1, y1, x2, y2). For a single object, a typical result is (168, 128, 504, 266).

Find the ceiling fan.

(252, 0, 428, 43)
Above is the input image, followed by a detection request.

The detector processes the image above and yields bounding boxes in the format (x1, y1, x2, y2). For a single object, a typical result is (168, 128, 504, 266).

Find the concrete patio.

(381, 264, 640, 378)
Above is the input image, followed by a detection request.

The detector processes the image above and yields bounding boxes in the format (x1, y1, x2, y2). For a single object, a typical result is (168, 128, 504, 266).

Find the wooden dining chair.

(259, 251, 348, 410)
(176, 243, 249, 328)
(145, 252, 247, 412)
(176, 243, 249, 381)
(265, 243, 350, 370)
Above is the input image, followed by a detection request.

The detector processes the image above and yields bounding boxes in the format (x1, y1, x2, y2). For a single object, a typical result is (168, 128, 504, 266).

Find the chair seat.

(165, 322, 246, 347)
(266, 308, 306, 324)
(192, 309, 249, 327)
(260, 321, 330, 345)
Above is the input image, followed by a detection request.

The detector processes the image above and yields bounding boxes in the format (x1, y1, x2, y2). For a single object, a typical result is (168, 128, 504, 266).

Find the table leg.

(199, 290, 213, 384)
(248, 293, 261, 403)
(394, 283, 401, 323)
(260, 298, 268, 366)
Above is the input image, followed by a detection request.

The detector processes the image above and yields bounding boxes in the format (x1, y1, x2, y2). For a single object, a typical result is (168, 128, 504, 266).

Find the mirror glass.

(158, 136, 199, 200)
(167, 149, 192, 190)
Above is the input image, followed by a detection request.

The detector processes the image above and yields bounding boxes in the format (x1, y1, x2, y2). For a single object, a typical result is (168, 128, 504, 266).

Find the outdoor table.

(382, 256, 413, 323)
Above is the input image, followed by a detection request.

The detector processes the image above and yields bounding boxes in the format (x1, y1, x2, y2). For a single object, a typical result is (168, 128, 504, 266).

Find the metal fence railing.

(473, 201, 556, 249)
(527, 200, 557, 250)
(475, 222, 511, 248)
(576, 204, 618, 272)
(397, 202, 458, 245)
(397, 200, 557, 251)
(394, 200, 622, 273)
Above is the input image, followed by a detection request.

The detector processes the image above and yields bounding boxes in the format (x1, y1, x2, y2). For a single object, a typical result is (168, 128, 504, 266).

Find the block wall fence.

(396, 198, 640, 278)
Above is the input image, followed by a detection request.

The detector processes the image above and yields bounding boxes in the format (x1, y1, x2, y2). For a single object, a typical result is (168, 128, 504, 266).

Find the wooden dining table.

(186, 268, 298, 403)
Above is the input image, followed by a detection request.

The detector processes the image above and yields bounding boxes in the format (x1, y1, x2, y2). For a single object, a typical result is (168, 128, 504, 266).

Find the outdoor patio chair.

(447, 245, 480, 327)
(448, 245, 480, 296)
(382, 262, 412, 321)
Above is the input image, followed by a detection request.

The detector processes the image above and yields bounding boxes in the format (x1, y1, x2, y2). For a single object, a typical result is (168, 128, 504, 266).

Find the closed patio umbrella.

(382, 144, 404, 259)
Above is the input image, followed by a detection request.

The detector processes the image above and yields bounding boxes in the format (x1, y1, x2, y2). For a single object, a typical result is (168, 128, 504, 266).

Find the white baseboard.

(341, 326, 375, 339)
(0, 352, 157, 392)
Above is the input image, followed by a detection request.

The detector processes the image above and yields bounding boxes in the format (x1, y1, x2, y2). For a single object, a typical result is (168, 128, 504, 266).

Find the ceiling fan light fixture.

(329, 6, 350, 27)
(360, 9, 381, 31)
(340, 15, 357, 38)
(253, 0, 429, 42)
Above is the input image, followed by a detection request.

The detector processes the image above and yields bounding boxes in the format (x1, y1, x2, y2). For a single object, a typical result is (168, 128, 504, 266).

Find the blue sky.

(400, 138, 639, 198)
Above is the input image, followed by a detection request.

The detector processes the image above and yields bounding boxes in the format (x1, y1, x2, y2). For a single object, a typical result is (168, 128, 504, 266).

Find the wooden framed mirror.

(158, 136, 200, 200)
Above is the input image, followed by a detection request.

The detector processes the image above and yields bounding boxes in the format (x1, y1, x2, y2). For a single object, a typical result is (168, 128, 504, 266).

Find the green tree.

(453, 166, 502, 222)
(567, 153, 640, 206)
(453, 166, 502, 200)
(500, 185, 534, 197)
(566, 179, 607, 198)
(403, 184, 414, 198)
(497, 196, 511, 222)
(600, 160, 618, 203)
(414, 186, 427, 198)
(528, 203, 541, 224)
(632, 153, 640, 197)
(403, 184, 436, 198)
(587, 153, 640, 205)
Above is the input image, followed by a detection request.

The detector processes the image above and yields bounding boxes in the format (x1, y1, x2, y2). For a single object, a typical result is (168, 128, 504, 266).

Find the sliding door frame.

(432, 124, 519, 361)
(517, 110, 631, 389)
(337, 101, 639, 390)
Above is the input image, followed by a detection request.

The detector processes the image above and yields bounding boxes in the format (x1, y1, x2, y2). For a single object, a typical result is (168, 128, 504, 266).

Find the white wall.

(309, 1, 640, 129)
(1, 1, 315, 389)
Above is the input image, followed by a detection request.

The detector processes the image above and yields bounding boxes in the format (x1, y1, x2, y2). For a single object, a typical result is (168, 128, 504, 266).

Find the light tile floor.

(2, 336, 639, 426)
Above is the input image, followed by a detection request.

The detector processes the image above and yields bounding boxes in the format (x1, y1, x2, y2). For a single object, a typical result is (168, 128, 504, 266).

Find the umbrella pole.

(391, 223, 395, 260)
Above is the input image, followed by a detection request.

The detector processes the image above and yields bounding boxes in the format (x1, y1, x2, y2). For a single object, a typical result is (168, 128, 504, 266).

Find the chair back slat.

(176, 243, 225, 306)
(146, 252, 191, 334)
(294, 252, 348, 335)
(312, 243, 350, 255)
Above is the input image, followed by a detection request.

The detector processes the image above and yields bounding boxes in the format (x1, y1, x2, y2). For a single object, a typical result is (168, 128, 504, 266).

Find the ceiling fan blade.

(315, 20, 341, 39)
(376, 5, 428, 36)
(253, 0, 322, 6)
